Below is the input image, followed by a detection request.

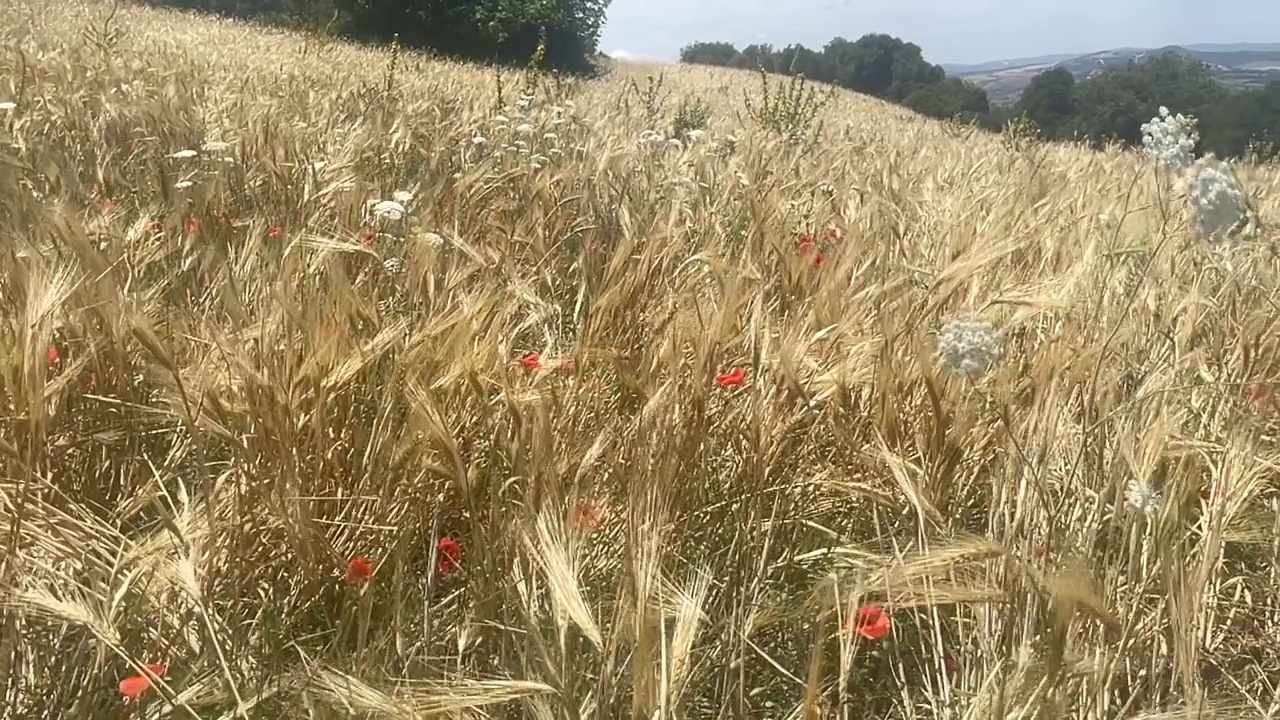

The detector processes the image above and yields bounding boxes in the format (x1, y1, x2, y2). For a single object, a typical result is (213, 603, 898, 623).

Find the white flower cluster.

(466, 95, 574, 170)
(937, 315, 1000, 380)
(1141, 106, 1198, 175)
(638, 129, 666, 146)
(368, 190, 413, 224)
(1187, 157, 1251, 244)
(1126, 478, 1162, 516)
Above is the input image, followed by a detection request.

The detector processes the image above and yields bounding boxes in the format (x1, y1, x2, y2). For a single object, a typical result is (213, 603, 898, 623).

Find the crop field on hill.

(2, 1, 1280, 718)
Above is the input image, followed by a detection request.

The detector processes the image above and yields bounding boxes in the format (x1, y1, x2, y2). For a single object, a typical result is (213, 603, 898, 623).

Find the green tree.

(774, 44, 830, 81)
(902, 77, 989, 121)
(1200, 81, 1280, 159)
(1015, 67, 1075, 139)
(732, 44, 778, 72)
(1069, 52, 1227, 148)
(679, 41, 740, 67)
(821, 34, 942, 99)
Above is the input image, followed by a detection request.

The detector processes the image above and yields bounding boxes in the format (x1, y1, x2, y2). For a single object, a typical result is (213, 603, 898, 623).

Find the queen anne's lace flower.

(937, 316, 1000, 380)
(1141, 106, 1198, 175)
(370, 200, 406, 222)
(1188, 157, 1252, 244)
(1126, 478, 1162, 516)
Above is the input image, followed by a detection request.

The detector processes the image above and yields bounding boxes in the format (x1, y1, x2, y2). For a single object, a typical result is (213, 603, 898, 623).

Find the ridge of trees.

(681, 37, 990, 124)
(681, 39, 1280, 161)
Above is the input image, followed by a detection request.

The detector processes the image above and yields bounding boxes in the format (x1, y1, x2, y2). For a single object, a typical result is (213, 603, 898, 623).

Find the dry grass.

(2, 1, 1280, 718)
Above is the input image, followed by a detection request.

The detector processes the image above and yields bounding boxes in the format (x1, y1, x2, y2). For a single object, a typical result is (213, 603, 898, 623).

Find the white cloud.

(608, 49, 638, 60)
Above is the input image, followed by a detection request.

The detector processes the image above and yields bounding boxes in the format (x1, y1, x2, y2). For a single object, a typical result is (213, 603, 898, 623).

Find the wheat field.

(2, 1, 1280, 718)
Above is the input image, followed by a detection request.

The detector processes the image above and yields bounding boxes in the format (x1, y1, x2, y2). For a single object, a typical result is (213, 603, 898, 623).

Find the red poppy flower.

(267, 225, 283, 237)
(797, 232, 815, 255)
(1246, 382, 1272, 412)
(184, 217, 200, 235)
(943, 654, 959, 676)
(436, 536, 463, 576)
(849, 605, 891, 641)
(360, 229, 377, 245)
(569, 497, 606, 530)
(119, 663, 167, 701)
(344, 555, 373, 586)
(519, 351, 542, 370)
(46, 345, 60, 365)
(715, 367, 747, 387)
(813, 252, 826, 268)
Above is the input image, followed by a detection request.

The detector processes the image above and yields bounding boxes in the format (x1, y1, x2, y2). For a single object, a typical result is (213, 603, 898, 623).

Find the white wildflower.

(370, 200, 406, 222)
(471, 135, 487, 145)
(173, 180, 194, 190)
(422, 232, 445, 247)
(391, 190, 414, 204)
(684, 129, 705, 143)
(1188, 157, 1250, 243)
(937, 315, 1001, 380)
(0, 101, 15, 111)
(1126, 478, 1162, 516)
(514, 123, 534, 136)
(1141, 106, 1198, 175)
(169, 149, 198, 159)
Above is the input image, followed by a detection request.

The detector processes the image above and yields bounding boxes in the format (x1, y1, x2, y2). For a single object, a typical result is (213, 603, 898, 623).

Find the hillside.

(3, 0, 1280, 717)
(950, 45, 1280, 104)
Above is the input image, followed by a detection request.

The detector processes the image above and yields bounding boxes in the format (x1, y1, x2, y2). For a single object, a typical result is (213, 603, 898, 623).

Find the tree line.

(681, 38, 1280, 160)
(128, 0, 611, 73)
(681, 37, 991, 124)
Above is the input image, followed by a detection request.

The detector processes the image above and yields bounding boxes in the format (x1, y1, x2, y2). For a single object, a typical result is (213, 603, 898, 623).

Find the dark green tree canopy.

(135, 0, 612, 72)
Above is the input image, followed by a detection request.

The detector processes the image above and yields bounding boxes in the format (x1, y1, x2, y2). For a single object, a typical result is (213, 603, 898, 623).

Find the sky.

(598, 0, 1280, 66)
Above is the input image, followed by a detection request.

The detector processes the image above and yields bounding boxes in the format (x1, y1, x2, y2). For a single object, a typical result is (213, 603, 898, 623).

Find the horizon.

(597, 0, 1280, 66)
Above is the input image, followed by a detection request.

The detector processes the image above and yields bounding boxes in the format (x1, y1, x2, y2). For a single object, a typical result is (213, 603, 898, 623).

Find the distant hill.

(947, 45, 1280, 104)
